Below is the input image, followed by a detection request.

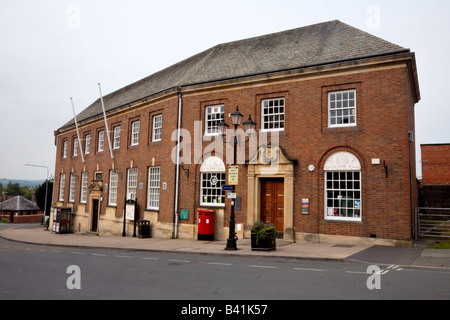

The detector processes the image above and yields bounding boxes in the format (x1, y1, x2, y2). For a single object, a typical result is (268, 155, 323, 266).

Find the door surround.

(246, 144, 295, 241)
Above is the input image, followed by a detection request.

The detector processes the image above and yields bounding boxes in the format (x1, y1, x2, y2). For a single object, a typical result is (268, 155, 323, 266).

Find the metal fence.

(416, 208, 450, 239)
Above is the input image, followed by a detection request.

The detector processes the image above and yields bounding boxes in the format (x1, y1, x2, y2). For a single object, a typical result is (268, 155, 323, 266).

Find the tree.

(6, 181, 24, 197)
(35, 179, 53, 216)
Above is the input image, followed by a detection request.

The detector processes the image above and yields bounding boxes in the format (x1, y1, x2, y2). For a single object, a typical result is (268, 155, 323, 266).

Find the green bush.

(251, 221, 278, 244)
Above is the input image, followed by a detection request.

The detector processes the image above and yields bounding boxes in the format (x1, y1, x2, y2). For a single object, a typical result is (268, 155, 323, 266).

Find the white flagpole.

(98, 83, 115, 159)
(70, 97, 86, 163)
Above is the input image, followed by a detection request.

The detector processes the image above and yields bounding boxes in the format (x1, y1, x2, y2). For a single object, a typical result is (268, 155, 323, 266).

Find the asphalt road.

(1, 233, 449, 302)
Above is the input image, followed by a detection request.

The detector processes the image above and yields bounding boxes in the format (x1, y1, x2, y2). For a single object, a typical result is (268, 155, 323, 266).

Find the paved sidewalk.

(1, 224, 450, 268)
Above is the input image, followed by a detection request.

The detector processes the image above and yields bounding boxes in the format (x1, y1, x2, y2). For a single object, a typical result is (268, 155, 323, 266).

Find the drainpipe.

(174, 89, 182, 239)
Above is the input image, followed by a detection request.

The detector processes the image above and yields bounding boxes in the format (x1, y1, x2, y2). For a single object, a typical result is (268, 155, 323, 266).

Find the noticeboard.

(125, 200, 136, 221)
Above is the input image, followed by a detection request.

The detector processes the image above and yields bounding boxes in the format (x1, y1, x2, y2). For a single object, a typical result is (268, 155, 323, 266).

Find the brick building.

(52, 21, 421, 246)
(0, 195, 44, 223)
(420, 144, 450, 208)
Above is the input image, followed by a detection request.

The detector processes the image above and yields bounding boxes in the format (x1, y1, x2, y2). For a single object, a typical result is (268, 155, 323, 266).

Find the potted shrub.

(251, 222, 278, 251)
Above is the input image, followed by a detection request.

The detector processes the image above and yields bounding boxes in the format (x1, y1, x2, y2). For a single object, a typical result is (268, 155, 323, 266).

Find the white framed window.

(69, 173, 76, 203)
(131, 121, 140, 146)
(205, 105, 224, 136)
(328, 90, 356, 127)
(63, 141, 68, 158)
(147, 167, 160, 210)
(98, 130, 105, 152)
(85, 134, 91, 154)
(80, 172, 88, 204)
(324, 152, 362, 222)
(200, 156, 226, 206)
(152, 115, 162, 141)
(59, 174, 65, 201)
(113, 126, 121, 149)
(109, 170, 119, 206)
(262, 98, 285, 132)
(127, 168, 138, 200)
(73, 138, 79, 157)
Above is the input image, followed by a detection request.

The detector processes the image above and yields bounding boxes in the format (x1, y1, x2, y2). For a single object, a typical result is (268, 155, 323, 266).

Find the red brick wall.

(421, 144, 450, 185)
(1, 211, 44, 223)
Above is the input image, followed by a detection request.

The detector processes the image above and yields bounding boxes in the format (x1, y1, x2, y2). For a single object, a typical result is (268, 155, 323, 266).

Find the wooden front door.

(92, 199, 99, 232)
(261, 178, 284, 234)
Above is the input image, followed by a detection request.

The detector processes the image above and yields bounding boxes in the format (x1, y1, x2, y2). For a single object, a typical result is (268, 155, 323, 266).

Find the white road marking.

(294, 268, 325, 272)
(249, 265, 278, 269)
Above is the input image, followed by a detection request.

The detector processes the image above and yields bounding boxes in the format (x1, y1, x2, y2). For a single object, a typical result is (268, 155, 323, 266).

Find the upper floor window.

(63, 141, 68, 158)
(85, 134, 91, 154)
(152, 115, 162, 141)
(131, 121, 140, 146)
(113, 126, 121, 149)
(205, 105, 224, 136)
(73, 138, 79, 157)
(262, 98, 285, 132)
(98, 131, 105, 152)
(328, 90, 356, 127)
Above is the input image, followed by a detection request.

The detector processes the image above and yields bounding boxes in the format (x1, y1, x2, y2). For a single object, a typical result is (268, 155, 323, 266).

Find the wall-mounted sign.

(302, 198, 310, 215)
(180, 209, 189, 220)
(228, 166, 239, 185)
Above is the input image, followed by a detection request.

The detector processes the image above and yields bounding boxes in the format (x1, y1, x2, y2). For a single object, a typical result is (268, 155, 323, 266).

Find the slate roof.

(0, 196, 41, 212)
(58, 20, 409, 130)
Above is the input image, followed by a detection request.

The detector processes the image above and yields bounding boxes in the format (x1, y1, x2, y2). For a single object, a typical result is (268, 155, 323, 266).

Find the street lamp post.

(218, 107, 256, 251)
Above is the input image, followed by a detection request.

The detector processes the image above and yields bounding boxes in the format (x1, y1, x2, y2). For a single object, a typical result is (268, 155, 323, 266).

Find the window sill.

(261, 128, 285, 133)
(323, 126, 360, 134)
(322, 218, 363, 224)
(199, 203, 225, 208)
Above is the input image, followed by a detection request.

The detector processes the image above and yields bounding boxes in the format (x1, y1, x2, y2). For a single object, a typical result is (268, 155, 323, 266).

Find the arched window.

(200, 156, 226, 206)
(324, 152, 362, 221)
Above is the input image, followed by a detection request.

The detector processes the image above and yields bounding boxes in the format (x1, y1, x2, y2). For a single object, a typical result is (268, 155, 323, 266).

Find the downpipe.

(173, 91, 182, 239)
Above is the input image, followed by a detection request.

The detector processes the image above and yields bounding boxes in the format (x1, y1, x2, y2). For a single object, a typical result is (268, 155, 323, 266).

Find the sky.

(0, 0, 449, 180)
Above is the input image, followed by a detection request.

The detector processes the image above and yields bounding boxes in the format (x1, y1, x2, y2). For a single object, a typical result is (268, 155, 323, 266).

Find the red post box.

(198, 209, 215, 240)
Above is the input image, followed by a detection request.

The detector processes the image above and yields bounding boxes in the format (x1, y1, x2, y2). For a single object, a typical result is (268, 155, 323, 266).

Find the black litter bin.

(137, 220, 151, 239)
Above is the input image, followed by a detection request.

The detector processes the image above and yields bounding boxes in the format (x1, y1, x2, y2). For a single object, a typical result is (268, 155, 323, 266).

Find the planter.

(251, 230, 276, 251)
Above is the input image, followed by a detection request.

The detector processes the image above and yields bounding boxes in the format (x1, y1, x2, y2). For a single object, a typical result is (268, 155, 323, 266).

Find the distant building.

(0, 195, 43, 223)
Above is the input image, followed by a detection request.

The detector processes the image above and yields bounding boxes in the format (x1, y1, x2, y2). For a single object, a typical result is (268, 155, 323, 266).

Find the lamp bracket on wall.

(383, 161, 389, 178)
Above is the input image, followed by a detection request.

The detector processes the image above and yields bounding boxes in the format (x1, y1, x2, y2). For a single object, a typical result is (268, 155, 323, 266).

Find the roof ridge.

(215, 20, 341, 48)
